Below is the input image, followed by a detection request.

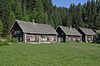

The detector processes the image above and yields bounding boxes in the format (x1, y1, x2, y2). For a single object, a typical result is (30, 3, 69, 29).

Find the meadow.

(0, 42, 100, 66)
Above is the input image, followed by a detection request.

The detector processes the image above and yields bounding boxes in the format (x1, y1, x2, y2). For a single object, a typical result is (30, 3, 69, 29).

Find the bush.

(0, 40, 9, 46)
(94, 40, 100, 44)
(94, 33, 100, 44)
(6, 36, 18, 43)
(96, 40, 100, 43)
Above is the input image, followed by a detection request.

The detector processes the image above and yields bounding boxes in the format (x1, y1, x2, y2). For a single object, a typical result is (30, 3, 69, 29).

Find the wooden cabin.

(10, 20, 57, 43)
(56, 26, 82, 42)
(78, 27, 96, 42)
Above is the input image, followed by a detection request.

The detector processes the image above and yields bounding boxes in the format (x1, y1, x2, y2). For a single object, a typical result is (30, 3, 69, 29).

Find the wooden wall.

(24, 34, 57, 43)
(66, 35, 82, 42)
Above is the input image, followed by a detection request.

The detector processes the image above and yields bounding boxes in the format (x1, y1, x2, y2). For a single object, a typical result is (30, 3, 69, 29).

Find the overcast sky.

(52, 0, 87, 8)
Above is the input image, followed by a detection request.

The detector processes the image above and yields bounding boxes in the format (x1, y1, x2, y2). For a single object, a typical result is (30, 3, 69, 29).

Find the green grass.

(0, 42, 100, 66)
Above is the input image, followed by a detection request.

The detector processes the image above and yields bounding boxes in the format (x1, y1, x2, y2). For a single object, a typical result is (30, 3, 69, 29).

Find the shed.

(78, 27, 96, 42)
(56, 26, 82, 42)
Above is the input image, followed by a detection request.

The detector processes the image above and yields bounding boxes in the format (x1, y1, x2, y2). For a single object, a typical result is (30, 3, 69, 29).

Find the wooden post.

(81, 36, 82, 42)
(56, 35, 57, 42)
(24, 33, 27, 43)
(85, 35, 88, 42)
(92, 36, 94, 42)
(39, 36, 40, 43)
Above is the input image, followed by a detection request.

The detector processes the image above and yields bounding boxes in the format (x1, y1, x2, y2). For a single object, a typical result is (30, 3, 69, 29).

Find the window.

(50, 38, 54, 41)
(68, 38, 71, 40)
(43, 38, 47, 41)
(78, 38, 80, 41)
(87, 38, 92, 42)
(41, 35, 48, 42)
(30, 37, 35, 41)
(15, 30, 21, 35)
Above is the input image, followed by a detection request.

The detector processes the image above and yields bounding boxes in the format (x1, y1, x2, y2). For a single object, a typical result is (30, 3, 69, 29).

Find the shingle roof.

(16, 20, 57, 35)
(79, 27, 96, 35)
(59, 26, 81, 36)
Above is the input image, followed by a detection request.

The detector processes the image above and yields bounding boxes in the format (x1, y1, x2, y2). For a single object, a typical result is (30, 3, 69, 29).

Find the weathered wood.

(10, 20, 57, 43)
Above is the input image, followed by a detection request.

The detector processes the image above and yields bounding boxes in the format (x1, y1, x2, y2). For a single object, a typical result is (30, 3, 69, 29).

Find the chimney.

(32, 19, 35, 24)
(69, 25, 72, 31)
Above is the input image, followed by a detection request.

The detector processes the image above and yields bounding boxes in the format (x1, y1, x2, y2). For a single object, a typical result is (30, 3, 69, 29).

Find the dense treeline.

(0, 0, 100, 37)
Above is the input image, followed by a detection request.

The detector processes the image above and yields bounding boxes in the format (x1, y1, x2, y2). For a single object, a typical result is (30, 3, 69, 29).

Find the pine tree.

(22, 0, 27, 15)
(0, 20, 3, 33)
(0, 0, 10, 37)
(44, 12, 49, 24)
(53, 6, 62, 27)
(76, 3, 84, 27)
(9, 10, 16, 28)
(26, 0, 36, 13)
(58, 7, 68, 26)
(13, 1, 22, 20)
(35, 0, 45, 23)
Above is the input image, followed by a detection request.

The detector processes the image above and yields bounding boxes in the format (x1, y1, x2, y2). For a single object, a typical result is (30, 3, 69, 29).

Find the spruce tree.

(0, 0, 10, 37)
(0, 20, 3, 33)
(35, 0, 45, 23)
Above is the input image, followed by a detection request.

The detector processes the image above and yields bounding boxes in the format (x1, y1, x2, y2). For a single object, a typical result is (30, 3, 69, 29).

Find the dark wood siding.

(10, 22, 23, 42)
(56, 27, 66, 42)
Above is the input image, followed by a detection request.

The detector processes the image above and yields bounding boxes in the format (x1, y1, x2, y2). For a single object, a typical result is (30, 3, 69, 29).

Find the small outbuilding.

(56, 26, 82, 42)
(10, 20, 57, 43)
(78, 27, 96, 42)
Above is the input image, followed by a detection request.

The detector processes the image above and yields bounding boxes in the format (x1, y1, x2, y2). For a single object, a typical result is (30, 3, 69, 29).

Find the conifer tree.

(35, 0, 44, 23)
(0, 0, 10, 37)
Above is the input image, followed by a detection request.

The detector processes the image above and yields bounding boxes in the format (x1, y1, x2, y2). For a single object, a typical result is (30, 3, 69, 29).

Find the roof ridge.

(59, 26, 81, 36)
(16, 20, 51, 26)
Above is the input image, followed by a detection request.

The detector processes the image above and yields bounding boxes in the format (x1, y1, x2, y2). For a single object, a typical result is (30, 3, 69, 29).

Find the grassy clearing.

(0, 42, 100, 66)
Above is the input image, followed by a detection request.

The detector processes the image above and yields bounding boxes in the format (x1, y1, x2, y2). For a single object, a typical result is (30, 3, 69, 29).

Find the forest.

(0, 0, 100, 37)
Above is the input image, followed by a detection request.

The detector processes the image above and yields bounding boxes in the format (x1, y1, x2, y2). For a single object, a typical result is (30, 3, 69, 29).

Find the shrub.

(6, 36, 18, 43)
(94, 33, 100, 44)
(0, 40, 9, 46)
(94, 40, 100, 44)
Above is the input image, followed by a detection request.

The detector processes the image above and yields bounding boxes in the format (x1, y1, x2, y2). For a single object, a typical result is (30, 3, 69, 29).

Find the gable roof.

(79, 27, 96, 35)
(59, 26, 81, 36)
(15, 20, 57, 35)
